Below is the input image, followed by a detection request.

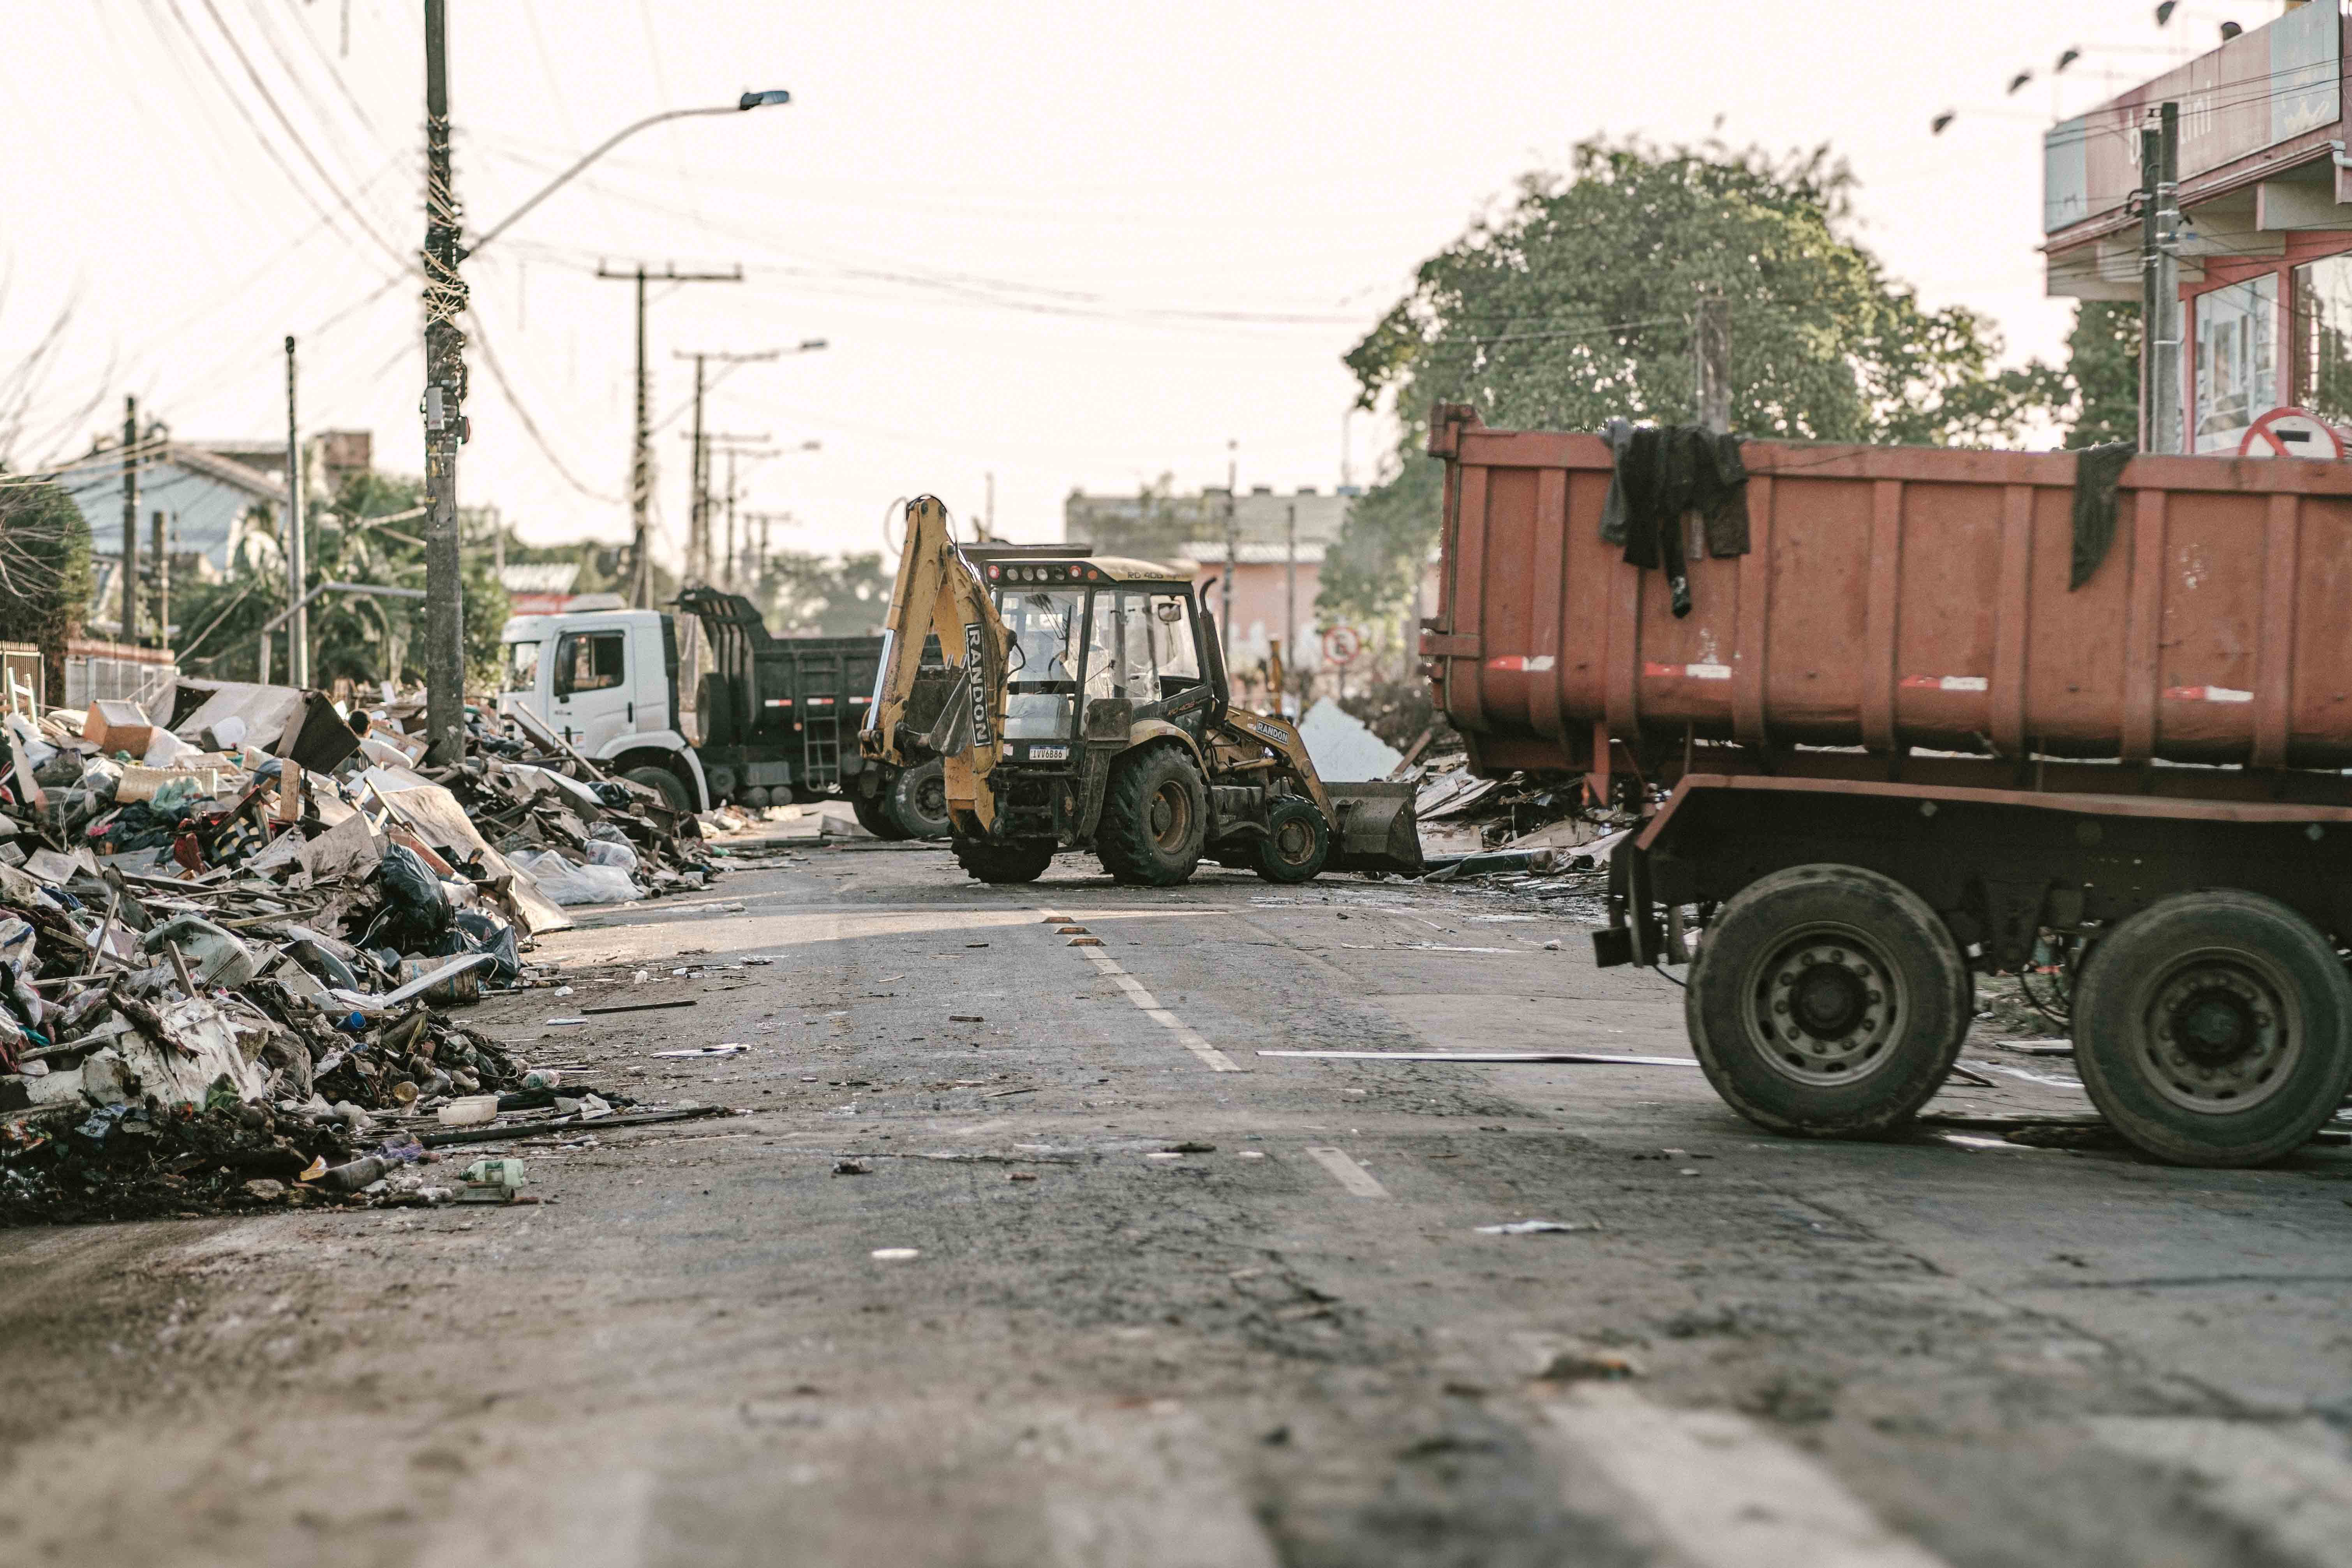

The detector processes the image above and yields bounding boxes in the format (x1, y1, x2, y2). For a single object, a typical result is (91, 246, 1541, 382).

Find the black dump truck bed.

(679, 588, 883, 803)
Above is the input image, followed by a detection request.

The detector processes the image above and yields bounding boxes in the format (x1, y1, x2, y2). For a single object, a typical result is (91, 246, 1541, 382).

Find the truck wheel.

(2072, 891, 2352, 1168)
(1687, 864, 1970, 1138)
(695, 674, 737, 747)
(1253, 797, 1330, 884)
(953, 838, 1054, 884)
(625, 765, 694, 814)
(1095, 743, 1208, 886)
(851, 787, 909, 840)
(888, 758, 952, 840)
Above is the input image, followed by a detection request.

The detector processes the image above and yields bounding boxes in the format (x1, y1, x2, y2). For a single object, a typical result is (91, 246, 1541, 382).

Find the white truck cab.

(498, 605, 711, 811)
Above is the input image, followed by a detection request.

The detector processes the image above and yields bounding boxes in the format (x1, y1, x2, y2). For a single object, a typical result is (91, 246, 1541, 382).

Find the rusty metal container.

(1424, 410, 2352, 777)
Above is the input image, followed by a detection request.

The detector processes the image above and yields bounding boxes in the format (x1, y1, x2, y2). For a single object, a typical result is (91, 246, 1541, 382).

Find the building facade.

(2044, 2, 2352, 454)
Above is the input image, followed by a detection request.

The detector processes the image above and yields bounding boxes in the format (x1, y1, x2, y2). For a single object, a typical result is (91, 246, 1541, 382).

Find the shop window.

(2193, 274, 2278, 454)
(2293, 254, 2352, 423)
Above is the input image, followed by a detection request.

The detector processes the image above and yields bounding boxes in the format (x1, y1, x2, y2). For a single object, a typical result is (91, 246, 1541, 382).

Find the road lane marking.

(1304, 1146, 1389, 1198)
(2091, 1416, 2352, 1563)
(1053, 909, 1241, 1071)
(1541, 1386, 1948, 1568)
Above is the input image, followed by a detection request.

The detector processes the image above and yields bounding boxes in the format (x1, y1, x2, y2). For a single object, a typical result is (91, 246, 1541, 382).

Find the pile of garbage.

(0, 677, 717, 1224)
(1404, 753, 1631, 898)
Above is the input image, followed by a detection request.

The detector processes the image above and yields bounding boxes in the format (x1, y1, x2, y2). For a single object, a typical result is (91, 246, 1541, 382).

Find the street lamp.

(468, 89, 793, 258)
(417, 60, 789, 765)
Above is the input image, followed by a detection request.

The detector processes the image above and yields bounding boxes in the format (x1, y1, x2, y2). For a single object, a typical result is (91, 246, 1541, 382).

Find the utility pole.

(2153, 101, 2183, 456)
(283, 336, 309, 687)
(151, 511, 169, 656)
(672, 347, 783, 587)
(1284, 501, 1298, 718)
(723, 449, 740, 589)
(120, 397, 138, 647)
(421, 0, 469, 764)
(985, 471, 996, 541)
(597, 265, 743, 607)
(1694, 289, 1731, 435)
(1222, 439, 1237, 667)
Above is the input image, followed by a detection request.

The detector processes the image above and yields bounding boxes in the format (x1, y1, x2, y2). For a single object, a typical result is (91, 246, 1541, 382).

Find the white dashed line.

(1304, 1146, 1389, 1198)
(2091, 1416, 2352, 1564)
(1541, 1386, 1947, 1568)
(1050, 909, 1241, 1071)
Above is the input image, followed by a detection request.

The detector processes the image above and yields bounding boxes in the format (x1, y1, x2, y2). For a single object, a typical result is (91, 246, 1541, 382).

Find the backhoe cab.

(860, 497, 1422, 887)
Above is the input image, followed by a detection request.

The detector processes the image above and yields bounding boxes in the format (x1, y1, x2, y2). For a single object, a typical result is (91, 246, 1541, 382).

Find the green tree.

(751, 551, 894, 637)
(1325, 135, 2063, 626)
(0, 478, 93, 699)
(174, 472, 509, 689)
(2060, 300, 2140, 449)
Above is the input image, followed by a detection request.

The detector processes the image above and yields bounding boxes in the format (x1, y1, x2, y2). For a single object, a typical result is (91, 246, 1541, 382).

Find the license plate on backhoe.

(1028, 744, 1069, 761)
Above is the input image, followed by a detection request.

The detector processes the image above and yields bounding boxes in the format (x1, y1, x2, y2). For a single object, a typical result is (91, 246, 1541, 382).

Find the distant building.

(500, 562, 584, 616)
(2042, 2, 2352, 452)
(1063, 482, 1429, 703)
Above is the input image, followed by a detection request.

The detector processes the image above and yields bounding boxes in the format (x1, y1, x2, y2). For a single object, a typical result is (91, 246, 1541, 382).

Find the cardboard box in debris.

(0, 678, 717, 1225)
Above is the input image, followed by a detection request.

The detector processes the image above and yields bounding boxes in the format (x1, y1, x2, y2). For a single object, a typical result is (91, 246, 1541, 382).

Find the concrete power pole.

(1222, 440, 1237, 668)
(1695, 290, 1731, 435)
(151, 511, 170, 656)
(120, 397, 138, 647)
(2138, 101, 2184, 455)
(421, 0, 469, 764)
(598, 265, 742, 607)
(686, 351, 707, 584)
(283, 336, 309, 687)
(1284, 501, 1297, 718)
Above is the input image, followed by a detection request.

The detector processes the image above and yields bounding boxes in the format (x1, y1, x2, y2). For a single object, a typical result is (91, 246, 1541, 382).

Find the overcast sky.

(0, 0, 2296, 563)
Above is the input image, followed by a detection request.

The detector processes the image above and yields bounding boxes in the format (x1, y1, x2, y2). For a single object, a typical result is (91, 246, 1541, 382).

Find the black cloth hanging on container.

(2068, 441, 2135, 591)
(1599, 421, 1751, 619)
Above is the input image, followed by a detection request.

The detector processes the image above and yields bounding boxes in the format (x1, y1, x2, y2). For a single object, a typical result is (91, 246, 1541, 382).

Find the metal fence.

(63, 638, 178, 715)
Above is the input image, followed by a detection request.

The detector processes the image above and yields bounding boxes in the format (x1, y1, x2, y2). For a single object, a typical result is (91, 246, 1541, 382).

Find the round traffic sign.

(2239, 407, 2347, 461)
(1321, 625, 1364, 666)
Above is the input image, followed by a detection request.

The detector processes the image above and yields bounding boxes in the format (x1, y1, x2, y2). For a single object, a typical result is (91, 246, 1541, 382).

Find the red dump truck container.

(1424, 407, 2352, 1169)
(1426, 407, 2352, 783)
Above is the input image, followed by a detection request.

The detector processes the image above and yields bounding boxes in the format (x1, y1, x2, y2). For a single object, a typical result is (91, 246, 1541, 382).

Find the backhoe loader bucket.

(1324, 781, 1425, 877)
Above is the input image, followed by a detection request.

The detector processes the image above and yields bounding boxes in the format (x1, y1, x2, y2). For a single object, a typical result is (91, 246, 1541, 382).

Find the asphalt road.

(5, 837, 2352, 1567)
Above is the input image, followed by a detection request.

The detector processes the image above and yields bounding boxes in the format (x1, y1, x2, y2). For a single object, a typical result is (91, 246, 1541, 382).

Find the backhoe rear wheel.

(1254, 797, 1330, 884)
(953, 838, 1055, 884)
(1095, 743, 1208, 887)
(1687, 864, 1971, 1139)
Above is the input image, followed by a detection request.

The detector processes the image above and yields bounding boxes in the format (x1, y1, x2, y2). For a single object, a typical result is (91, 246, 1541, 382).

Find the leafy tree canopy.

(0, 478, 93, 695)
(749, 551, 893, 638)
(1323, 134, 2063, 626)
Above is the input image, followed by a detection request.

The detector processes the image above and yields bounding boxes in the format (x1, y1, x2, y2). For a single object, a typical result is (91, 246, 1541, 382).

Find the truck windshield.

(998, 588, 1081, 740)
(505, 640, 541, 693)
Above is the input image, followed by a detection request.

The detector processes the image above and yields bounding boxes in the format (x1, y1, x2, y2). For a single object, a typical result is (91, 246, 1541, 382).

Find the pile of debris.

(0, 677, 718, 1224)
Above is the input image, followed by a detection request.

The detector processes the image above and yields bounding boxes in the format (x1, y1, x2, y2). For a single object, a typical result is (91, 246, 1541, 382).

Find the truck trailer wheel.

(1095, 743, 1208, 886)
(1253, 797, 1330, 884)
(625, 765, 694, 814)
(1687, 864, 1971, 1138)
(851, 785, 910, 841)
(887, 758, 952, 840)
(2071, 891, 2352, 1168)
(953, 838, 1055, 884)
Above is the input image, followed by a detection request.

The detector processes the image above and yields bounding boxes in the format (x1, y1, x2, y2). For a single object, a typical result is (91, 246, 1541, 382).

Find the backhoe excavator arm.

(861, 496, 1010, 833)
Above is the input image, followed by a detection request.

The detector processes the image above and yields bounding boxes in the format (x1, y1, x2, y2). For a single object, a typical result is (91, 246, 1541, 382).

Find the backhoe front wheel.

(1096, 743, 1208, 887)
(1687, 864, 1971, 1138)
(1253, 797, 1330, 884)
(953, 838, 1055, 884)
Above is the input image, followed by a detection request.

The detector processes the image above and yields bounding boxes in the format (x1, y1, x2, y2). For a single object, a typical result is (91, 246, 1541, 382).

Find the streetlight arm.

(470, 93, 788, 258)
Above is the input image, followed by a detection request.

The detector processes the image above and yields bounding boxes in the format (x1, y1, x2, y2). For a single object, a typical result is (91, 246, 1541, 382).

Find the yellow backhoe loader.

(857, 496, 1424, 886)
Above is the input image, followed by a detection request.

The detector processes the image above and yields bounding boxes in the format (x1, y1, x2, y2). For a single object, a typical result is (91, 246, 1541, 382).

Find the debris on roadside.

(0, 678, 733, 1226)
(1475, 1219, 1598, 1235)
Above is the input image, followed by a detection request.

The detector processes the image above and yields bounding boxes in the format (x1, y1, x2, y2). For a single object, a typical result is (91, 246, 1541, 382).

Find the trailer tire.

(953, 838, 1054, 884)
(2072, 891, 2352, 1168)
(1095, 743, 1208, 887)
(624, 765, 694, 814)
(1253, 797, 1330, 884)
(852, 785, 910, 841)
(1687, 864, 1970, 1138)
(887, 758, 952, 840)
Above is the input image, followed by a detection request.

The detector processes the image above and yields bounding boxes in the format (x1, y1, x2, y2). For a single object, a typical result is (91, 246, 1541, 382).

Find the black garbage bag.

(435, 908, 521, 982)
(364, 842, 453, 953)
